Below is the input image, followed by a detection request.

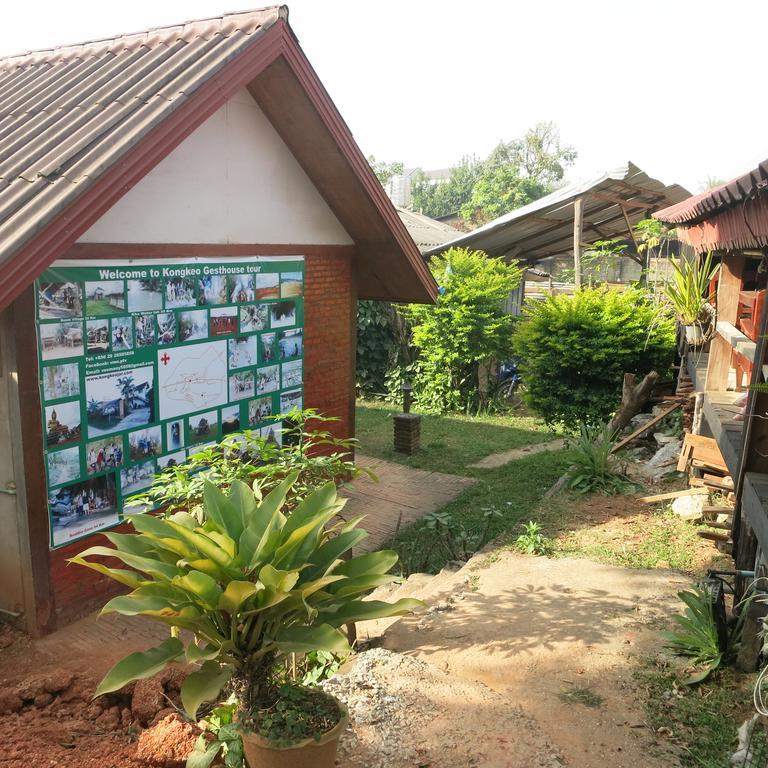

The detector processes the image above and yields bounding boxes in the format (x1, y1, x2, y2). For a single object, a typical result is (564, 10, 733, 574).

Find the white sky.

(2, 0, 766, 193)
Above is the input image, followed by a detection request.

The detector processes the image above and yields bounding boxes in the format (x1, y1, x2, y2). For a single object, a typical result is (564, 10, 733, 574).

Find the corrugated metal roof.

(426, 162, 690, 262)
(395, 206, 461, 253)
(0, 7, 284, 272)
(654, 159, 768, 226)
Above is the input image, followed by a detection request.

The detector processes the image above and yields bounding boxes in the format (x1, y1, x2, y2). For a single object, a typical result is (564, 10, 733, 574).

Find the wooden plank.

(697, 529, 731, 543)
(677, 439, 694, 473)
(704, 520, 732, 530)
(611, 401, 683, 454)
(706, 253, 745, 391)
(703, 505, 734, 514)
(639, 487, 709, 503)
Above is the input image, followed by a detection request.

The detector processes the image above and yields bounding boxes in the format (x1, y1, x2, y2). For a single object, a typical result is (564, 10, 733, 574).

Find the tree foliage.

(410, 156, 482, 219)
(405, 248, 523, 413)
(410, 122, 576, 224)
(367, 155, 404, 187)
(512, 287, 675, 430)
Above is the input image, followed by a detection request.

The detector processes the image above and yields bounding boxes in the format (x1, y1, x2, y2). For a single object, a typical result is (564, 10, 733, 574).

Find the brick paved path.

(34, 453, 473, 661)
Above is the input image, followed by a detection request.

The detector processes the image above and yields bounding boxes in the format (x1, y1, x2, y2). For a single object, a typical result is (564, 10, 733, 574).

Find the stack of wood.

(676, 433, 735, 553)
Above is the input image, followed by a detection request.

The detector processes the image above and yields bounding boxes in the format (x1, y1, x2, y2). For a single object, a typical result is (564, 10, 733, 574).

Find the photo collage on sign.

(36, 260, 304, 548)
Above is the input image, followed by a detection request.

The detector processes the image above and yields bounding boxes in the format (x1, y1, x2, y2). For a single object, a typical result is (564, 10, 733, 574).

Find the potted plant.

(663, 251, 720, 346)
(71, 473, 421, 767)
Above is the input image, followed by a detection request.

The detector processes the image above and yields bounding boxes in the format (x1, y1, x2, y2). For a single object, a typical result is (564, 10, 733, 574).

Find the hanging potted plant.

(663, 251, 720, 346)
(71, 473, 421, 767)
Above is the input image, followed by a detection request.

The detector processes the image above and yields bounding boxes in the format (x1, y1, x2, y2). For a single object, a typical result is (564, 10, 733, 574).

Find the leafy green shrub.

(356, 300, 400, 397)
(73, 475, 420, 743)
(513, 287, 675, 429)
(134, 409, 368, 520)
(565, 423, 633, 495)
(405, 247, 523, 413)
(514, 521, 552, 555)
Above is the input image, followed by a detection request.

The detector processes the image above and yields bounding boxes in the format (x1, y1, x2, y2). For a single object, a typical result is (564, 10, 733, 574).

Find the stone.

(136, 713, 202, 768)
(671, 494, 705, 522)
(95, 705, 121, 731)
(42, 670, 75, 694)
(0, 690, 23, 715)
(653, 432, 678, 446)
(132, 675, 166, 725)
(16, 676, 46, 701)
(33, 692, 54, 708)
(647, 439, 682, 469)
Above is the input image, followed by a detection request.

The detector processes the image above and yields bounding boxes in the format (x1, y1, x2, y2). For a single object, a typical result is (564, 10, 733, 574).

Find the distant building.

(386, 167, 455, 209)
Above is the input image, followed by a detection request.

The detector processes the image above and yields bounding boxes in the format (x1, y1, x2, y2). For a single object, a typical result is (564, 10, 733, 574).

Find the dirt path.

(377, 550, 690, 768)
(468, 438, 566, 469)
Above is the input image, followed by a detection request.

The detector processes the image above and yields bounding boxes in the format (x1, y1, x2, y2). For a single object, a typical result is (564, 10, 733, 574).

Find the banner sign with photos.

(35, 256, 305, 548)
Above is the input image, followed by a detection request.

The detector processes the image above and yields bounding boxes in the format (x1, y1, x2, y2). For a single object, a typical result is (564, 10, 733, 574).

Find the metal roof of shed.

(396, 207, 461, 253)
(0, 6, 437, 308)
(426, 162, 690, 262)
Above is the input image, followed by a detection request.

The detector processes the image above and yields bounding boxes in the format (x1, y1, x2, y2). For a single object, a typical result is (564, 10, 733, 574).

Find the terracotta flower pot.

(241, 704, 348, 768)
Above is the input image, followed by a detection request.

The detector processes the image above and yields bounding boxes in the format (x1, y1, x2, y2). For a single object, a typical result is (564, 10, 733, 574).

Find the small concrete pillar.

(393, 380, 421, 454)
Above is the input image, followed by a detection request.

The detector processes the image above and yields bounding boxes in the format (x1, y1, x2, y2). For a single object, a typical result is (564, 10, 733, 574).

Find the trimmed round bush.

(512, 287, 675, 430)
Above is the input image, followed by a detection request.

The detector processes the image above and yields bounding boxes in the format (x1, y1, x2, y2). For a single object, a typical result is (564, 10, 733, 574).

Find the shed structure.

(427, 162, 689, 301)
(655, 160, 768, 589)
(0, 6, 437, 635)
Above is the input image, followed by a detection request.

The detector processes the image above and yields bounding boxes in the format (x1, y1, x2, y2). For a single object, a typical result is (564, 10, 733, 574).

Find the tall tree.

(410, 156, 482, 218)
(368, 155, 404, 187)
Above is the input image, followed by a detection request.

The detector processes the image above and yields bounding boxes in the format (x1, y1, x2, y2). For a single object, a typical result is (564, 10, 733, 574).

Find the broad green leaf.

(238, 473, 297, 566)
(66, 557, 145, 589)
(77, 545, 179, 581)
(335, 550, 399, 578)
(186, 641, 223, 664)
(307, 529, 368, 578)
(203, 481, 244, 539)
(94, 638, 183, 697)
(186, 738, 222, 768)
(181, 660, 232, 718)
(319, 598, 423, 627)
(273, 623, 349, 654)
(258, 564, 299, 592)
(173, 571, 223, 609)
(102, 594, 184, 617)
(218, 580, 262, 613)
(328, 573, 396, 598)
(205, 530, 237, 559)
(281, 482, 337, 538)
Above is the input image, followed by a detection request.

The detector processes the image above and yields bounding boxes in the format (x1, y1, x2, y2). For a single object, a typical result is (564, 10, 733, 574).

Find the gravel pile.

(322, 648, 563, 768)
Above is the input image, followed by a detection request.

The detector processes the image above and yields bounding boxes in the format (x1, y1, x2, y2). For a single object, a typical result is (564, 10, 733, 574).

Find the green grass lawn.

(355, 399, 561, 475)
(354, 399, 569, 574)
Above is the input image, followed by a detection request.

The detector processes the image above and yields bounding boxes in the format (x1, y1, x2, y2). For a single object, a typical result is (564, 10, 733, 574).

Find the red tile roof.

(0, 6, 437, 308)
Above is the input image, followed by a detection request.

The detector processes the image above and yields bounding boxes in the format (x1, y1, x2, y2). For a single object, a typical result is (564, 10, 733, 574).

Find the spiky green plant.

(663, 586, 723, 684)
(664, 251, 719, 326)
(71, 473, 420, 729)
(565, 423, 632, 495)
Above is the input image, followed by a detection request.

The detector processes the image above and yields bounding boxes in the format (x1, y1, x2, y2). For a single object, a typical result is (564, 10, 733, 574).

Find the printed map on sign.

(158, 340, 227, 420)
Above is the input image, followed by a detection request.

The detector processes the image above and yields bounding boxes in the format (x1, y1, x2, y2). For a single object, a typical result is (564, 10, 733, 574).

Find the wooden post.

(573, 197, 584, 288)
(705, 252, 745, 391)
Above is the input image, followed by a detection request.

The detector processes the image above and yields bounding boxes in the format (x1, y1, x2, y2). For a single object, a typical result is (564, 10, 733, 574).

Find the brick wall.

(303, 250, 356, 441)
(42, 245, 357, 630)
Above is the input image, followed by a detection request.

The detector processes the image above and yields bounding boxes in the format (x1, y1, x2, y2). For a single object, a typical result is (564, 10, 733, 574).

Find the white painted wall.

(78, 90, 353, 246)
